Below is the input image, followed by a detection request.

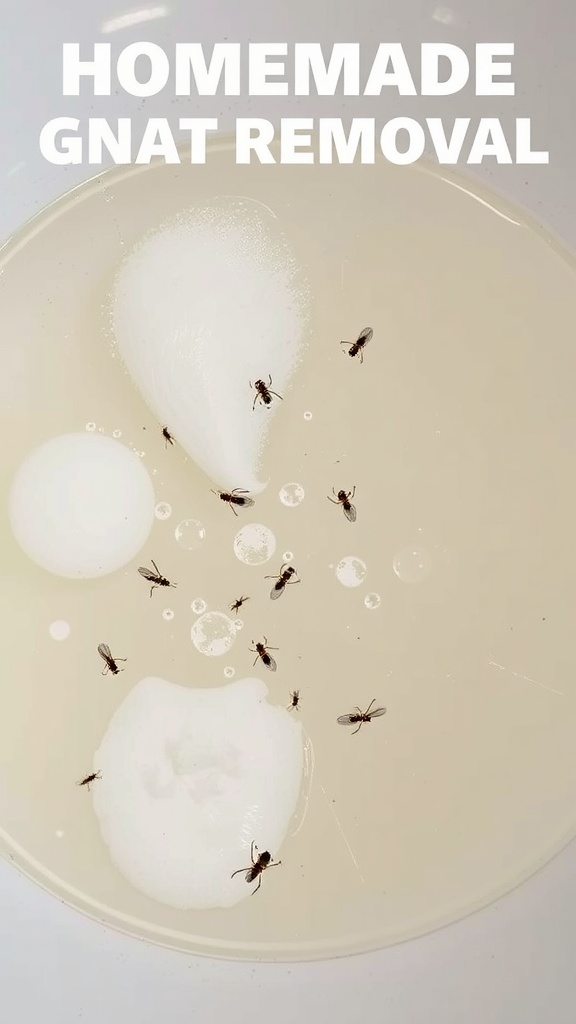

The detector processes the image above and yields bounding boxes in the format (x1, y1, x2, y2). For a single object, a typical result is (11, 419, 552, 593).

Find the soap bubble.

(191, 598, 207, 615)
(155, 502, 172, 520)
(335, 556, 367, 588)
(224, 666, 235, 678)
(234, 618, 244, 631)
(233, 523, 276, 565)
(49, 620, 70, 641)
(112, 429, 122, 438)
(303, 411, 313, 421)
(364, 592, 381, 610)
(279, 483, 305, 507)
(191, 612, 237, 657)
(85, 422, 96, 432)
(393, 546, 432, 583)
(283, 550, 294, 562)
(175, 518, 206, 551)
(162, 609, 174, 621)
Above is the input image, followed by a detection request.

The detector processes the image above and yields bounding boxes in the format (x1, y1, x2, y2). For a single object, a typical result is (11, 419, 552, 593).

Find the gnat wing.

(138, 566, 157, 581)
(344, 504, 357, 523)
(270, 582, 284, 600)
(358, 327, 373, 344)
(266, 655, 277, 672)
(370, 707, 387, 718)
(337, 714, 356, 726)
(98, 643, 112, 660)
(238, 496, 255, 508)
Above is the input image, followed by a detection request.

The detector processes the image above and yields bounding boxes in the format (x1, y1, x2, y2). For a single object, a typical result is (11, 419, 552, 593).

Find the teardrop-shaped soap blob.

(111, 199, 309, 494)
(92, 676, 304, 909)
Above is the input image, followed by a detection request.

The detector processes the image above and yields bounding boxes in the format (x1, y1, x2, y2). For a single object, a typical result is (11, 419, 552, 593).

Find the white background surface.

(1, 1, 576, 1020)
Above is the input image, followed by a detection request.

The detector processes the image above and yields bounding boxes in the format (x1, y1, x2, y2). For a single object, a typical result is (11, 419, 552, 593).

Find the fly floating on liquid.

(231, 841, 281, 895)
(250, 636, 278, 672)
(98, 643, 126, 676)
(230, 595, 250, 612)
(212, 488, 255, 516)
(341, 327, 373, 364)
(162, 426, 175, 447)
(265, 563, 301, 600)
(251, 375, 283, 410)
(287, 690, 301, 710)
(328, 487, 357, 522)
(78, 771, 102, 791)
(138, 559, 177, 597)
(337, 699, 387, 735)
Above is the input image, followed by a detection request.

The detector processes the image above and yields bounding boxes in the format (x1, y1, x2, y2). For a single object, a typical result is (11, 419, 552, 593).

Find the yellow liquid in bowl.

(1, 140, 576, 959)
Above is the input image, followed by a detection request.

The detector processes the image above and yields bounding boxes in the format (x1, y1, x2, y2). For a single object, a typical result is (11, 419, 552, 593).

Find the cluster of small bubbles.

(191, 611, 237, 657)
(154, 501, 172, 521)
(283, 551, 294, 562)
(364, 592, 381, 610)
(234, 618, 244, 631)
(85, 422, 96, 432)
(49, 620, 71, 641)
(335, 556, 367, 588)
(224, 666, 235, 679)
(162, 609, 175, 621)
(303, 411, 313, 421)
(191, 598, 207, 615)
(279, 482, 305, 507)
(175, 518, 206, 551)
(233, 523, 276, 565)
(112, 429, 122, 438)
(392, 546, 432, 584)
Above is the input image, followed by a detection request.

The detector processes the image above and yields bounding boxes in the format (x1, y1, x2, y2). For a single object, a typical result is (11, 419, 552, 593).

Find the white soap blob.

(92, 676, 303, 909)
(9, 433, 155, 579)
(112, 199, 309, 494)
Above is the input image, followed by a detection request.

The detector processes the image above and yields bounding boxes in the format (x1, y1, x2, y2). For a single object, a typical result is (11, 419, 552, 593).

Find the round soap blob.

(9, 432, 155, 579)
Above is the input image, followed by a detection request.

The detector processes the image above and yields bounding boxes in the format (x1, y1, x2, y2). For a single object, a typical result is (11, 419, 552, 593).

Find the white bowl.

(2, 1, 575, 1019)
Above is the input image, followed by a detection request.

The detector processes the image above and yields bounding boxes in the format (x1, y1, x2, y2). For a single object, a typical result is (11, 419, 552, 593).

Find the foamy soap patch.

(92, 676, 303, 909)
(112, 199, 309, 494)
